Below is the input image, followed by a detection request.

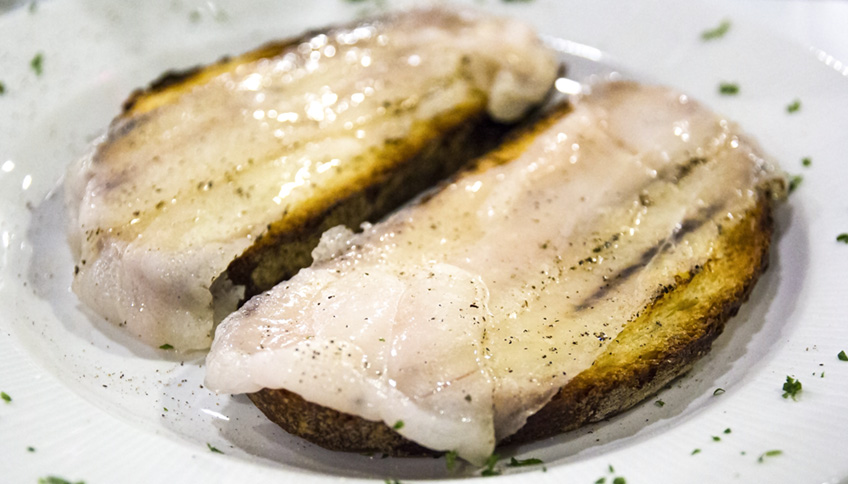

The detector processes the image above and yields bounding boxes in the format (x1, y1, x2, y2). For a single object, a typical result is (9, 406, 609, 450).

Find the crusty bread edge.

(505, 193, 776, 444)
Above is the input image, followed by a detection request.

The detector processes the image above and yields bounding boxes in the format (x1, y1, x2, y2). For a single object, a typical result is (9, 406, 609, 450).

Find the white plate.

(2, 1, 848, 483)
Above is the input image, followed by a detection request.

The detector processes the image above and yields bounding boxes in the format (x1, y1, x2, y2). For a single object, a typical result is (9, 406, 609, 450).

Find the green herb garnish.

(1, 391, 10, 403)
(801, 157, 811, 167)
(393, 420, 404, 430)
(701, 19, 731, 41)
(608, 464, 615, 473)
(838, 350, 848, 361)
(383, 480, 400, 484)
(27, 446, 36, 452)
(481, 454, 500, 476)
(713, 388, 725, 396)
(837, 235, 848, 244)
(594, 478, 606, 484)
(612, 478, 626, 484)
(718, 83, 739, 95)
(207, 443, 224, 454)
(0, 81, 5, 94)
(445, 450, 458, 471)
(788, 175, 803, 193)
(159, 343, 174, 350)
(507, 456, 544, 467)
(782, 376, 802, 400)
(723, 428, 731, 434)
(691, 448, 701, 455)
(786, 99, 801, 113)
(38, 477, 85, 484)
(758, 449, 783, 462)
(31, 53, 44, 76)
(654, 400, 665, 407)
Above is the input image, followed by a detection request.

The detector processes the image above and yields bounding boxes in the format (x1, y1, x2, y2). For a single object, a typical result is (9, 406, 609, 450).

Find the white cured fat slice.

(65, 8, 559, 350)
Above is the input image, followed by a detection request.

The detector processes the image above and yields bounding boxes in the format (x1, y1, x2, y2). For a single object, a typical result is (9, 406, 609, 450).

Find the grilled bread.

(206, 82, 787, 464)
(65, 8, 558, 350)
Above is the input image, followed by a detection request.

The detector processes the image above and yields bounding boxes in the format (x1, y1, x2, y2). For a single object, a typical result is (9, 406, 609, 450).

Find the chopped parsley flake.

(712, 436, 721, 442)
(383, 480, 400, 484)
(392, 420, 404, 430)
(31, 53, 44, 76)
(445, 450, 458, 471)
(612, 478, 626, 484)
(1, 391, 10, 403)
(0, 81, 5, 94)
(837, 234, 848, 244)
(481, 454, 500, 476)
(786, 99, 801, 113)
(782, 376, 802, 400)
(38, 477, 85, 484)
(27, 446, 36, 452)
(801, 157, 811, 167)
(654, 400, 665, 407)
(718, 83, 739, 95)
(207, 443, 224, 454)
(691, 448, 701, 455)
(378, 337, 385, 342)
(724, 428, 732, 434)
(788, 174, 803, 193)
(609, 465, 615, 473)
(701, 19, 731, 40)
(838, 350, 848, 361)
(758, 449, 783, 462)
(595, 478, 606, 484)
(713, 388, 725, 396)
(507, 456, 544, 467)
(159, 343, 174, 350)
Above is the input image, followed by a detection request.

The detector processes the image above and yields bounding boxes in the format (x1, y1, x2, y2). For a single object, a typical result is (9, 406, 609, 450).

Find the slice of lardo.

(205, 82, 786, 463)
(65, 8, 559, 350)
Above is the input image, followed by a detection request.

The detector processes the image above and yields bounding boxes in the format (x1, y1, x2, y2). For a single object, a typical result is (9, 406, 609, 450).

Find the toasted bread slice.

(65, 8, 558, 350)
(206, 82, 786, 463)
(248, 195, 776, 454)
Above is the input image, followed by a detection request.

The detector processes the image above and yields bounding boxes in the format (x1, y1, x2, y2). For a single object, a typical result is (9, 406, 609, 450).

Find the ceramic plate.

(2, 1, 847, 482)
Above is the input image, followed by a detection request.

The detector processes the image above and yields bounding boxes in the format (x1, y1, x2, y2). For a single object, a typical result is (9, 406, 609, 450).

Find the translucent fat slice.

(65, 8, 559, 350)
(205, 81, 786, 462)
